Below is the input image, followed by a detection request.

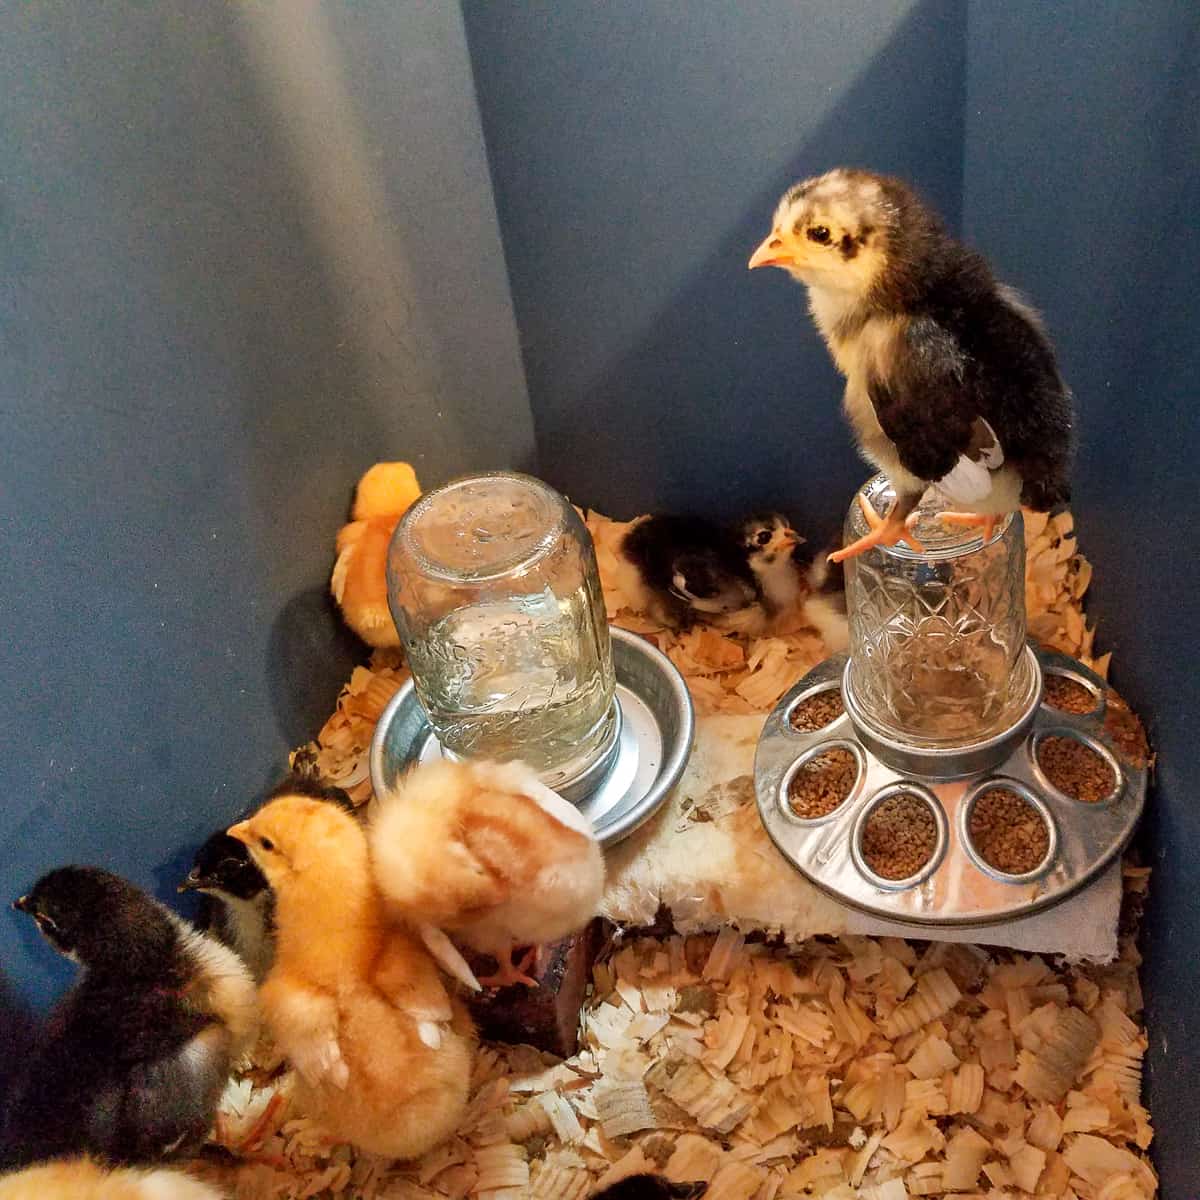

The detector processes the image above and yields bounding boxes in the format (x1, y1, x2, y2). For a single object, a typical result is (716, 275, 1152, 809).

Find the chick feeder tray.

(755, 476, 1147, 927)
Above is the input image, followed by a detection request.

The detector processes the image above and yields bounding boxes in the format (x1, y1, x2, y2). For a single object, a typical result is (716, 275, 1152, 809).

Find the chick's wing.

(869, 317, 978, 484)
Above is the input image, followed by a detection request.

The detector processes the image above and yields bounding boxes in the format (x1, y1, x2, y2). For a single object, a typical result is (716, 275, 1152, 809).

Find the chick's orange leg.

(477, 945, 540, 989)
(939, 511, 999, 542)
(829, 494, 925, 563)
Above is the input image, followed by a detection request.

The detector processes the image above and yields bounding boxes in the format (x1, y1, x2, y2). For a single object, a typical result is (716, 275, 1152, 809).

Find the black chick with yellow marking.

(620, 515, 758, 628)
(2, 867, 256, 1170)
(750, 168, 1074, 561)
(179, 778, 354, 983)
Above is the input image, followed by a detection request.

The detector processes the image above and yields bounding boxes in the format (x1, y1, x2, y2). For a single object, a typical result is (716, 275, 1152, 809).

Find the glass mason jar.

(844, 475, 1036, 749)
(387, 471, 618, 796)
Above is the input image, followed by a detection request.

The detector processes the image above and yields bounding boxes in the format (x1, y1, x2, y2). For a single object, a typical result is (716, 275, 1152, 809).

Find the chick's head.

(749, 167, 897, 295)
(14, 866, 176, 977)
(740, 512, 803, 567)
(228, 794, 360, 894)
(180, 831, 268, 901)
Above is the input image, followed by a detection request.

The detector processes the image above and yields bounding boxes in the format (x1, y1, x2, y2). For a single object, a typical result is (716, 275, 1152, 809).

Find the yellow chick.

(0, 1158, 223, 1200)
(330, 462, 422, 648)
(370, 760, 606, 989)
(227, 790, 473, 1160)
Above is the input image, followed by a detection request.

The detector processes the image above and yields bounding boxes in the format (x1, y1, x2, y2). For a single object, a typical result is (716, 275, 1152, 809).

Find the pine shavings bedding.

(203, 504, 1153, 1199)
(195, 929, 1154, 1199)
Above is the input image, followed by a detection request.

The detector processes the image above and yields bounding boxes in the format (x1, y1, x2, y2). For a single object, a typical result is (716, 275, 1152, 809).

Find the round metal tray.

(755, 648, 1147, 926)
(370, 626, 695, 848)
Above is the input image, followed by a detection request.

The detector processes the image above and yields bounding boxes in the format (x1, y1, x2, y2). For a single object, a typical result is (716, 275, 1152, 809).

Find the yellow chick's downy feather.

(0, 1157, 224, 1200)
(369, 759, 606, 989)
(330, 461, 421, 648)
(228, 790, 474, 1160)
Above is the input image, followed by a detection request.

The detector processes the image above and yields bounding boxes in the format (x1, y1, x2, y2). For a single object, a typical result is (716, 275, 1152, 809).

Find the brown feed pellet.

(1037, 735, 1117, 802)
(789, 688, 845, 732)
(786, 747, 857, 819)
(860, 793, 939, 881)
(968, 788, 1051, 875)
(1104, 694, 1151, 767)
(1043, 673, 1098, 714)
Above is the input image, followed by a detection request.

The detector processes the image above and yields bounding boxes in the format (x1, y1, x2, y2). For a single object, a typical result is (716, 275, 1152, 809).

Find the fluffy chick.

(178, 781, 354, 983)
(620, 515, 758, 628)
(591, 1176, 708, 1199)
(179, 832, 274, 984)
(330, 461, 422, 647)
(750, 168, 1074, 560)
(4, 868, 256, 1170)
(0, 1157, 224, 1200)
(738, 512, 805, 617)
(228, 792, 473, 1160)
(370, 759, 606, 990)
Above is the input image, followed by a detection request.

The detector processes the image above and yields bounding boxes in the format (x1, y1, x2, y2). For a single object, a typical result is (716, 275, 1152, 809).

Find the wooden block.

(465, 920, 603, 1057)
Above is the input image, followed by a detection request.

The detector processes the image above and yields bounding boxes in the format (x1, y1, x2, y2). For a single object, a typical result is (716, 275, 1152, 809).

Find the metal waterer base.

(370, 627, 695, 849)
(755, 647, 1147, 927)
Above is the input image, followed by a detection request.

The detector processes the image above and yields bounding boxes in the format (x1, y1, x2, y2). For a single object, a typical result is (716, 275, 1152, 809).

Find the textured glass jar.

(844, 475, 1036, 749)
(387, 471, 618, 795)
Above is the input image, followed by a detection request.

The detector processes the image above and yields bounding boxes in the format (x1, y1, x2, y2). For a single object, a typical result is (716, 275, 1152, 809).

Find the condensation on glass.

(387, 472, 618, 792)
(844, 475, 1035, 748)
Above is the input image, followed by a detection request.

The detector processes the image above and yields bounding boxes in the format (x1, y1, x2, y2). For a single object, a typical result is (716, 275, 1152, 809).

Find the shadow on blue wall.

(465, 0, 965, 539)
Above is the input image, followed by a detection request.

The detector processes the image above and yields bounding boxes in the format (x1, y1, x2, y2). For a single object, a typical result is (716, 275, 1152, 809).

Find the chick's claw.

(477, 946, 541, 990)
(939, 510, 999, 542)
(829, 494, 925, 562)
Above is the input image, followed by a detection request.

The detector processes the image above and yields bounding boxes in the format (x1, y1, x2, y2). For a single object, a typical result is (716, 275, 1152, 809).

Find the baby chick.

(4, 868, 256, 1170)
(330, 461, 422, 647)
(591, 1176, 708, 1199)
(179, 832, 274, 984)
(620, 514, 758, 628)
(0, 1156, 224, 1200)
(370, 759, 606, 990)
(227, 790, 474, 1160)
(750, 168, 1074, 560)
(739, 512, 805, 617)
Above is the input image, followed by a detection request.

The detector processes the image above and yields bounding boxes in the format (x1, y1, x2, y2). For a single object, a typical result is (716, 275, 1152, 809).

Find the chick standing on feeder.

(749, 169, 1074, 561)
(620, 514, 758, 628)
(3, 868, 256, 1170)
(370, 759, 606, 990)
(330, 461, 422, 647)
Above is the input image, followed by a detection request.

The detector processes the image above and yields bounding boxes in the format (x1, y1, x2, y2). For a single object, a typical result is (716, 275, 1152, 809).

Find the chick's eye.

(807, 225, 831, 245)
(259, 837, 274, 852)
(756, 530, 771, 546)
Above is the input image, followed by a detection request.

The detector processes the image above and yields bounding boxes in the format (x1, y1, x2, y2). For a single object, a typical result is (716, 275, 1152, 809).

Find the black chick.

(620, 515, 758, 628)
(2, 867, 256, 1170)
(750, 168, 1074, 560)
(178, 778, 353, 983)
(591, 1176, 708, 1199)
(179, 832, 274, 983)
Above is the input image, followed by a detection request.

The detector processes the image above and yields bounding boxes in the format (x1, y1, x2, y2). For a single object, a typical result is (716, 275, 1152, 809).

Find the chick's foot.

(830, 494, 925, 562)
(938, 511, 1000, 542)
(477, 946, 540, 990)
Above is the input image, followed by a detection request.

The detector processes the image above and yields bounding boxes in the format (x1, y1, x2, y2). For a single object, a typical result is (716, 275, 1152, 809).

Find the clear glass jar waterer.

(387, 471, 619, 799)
(842, 474, 1041, 776)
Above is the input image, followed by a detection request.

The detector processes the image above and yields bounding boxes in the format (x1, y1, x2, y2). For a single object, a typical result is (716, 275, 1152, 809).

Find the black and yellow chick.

(3, 867, 256, 1170)
(750, 168, 1074, 561)
(621, 515, 758, 628)
(178, 779, 353, 984)
(180, 832, 275, 984)
(591, 1176, 708, 1199)
(739, 512, 805, 617)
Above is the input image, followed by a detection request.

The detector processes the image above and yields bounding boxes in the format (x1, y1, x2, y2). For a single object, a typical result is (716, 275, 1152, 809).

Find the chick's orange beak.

(749, 230, 794, 270)
(227, 820, 251, 846)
